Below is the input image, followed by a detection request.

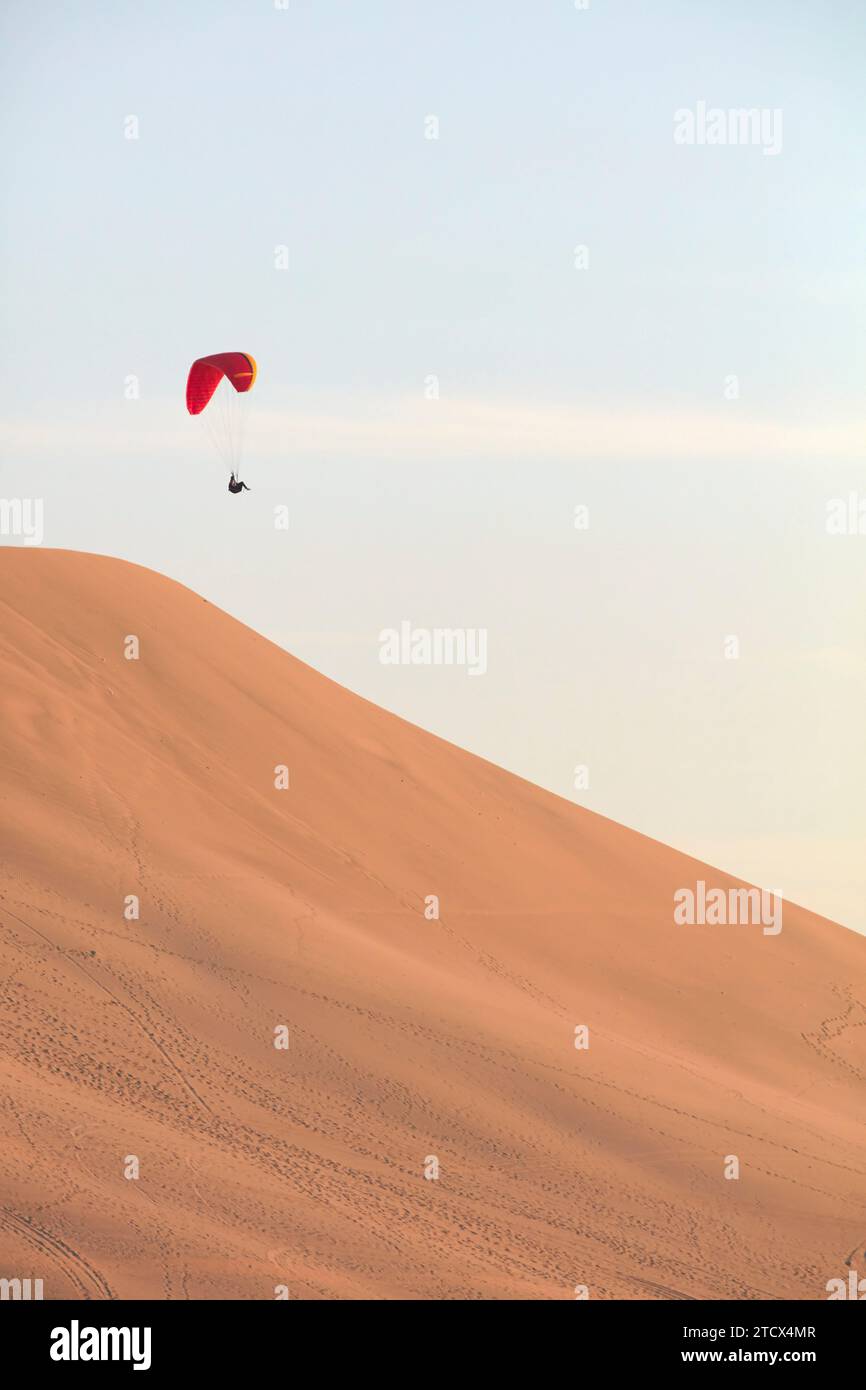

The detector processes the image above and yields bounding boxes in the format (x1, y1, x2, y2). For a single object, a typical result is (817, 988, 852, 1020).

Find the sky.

(1, 0, 864, 931)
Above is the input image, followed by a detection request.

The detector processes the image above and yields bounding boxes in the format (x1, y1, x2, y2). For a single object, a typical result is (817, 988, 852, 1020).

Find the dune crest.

(0, 549, 863, 1300)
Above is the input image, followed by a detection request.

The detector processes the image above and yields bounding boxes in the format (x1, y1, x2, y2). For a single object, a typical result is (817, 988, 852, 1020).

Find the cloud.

(3, 391, 864, 465)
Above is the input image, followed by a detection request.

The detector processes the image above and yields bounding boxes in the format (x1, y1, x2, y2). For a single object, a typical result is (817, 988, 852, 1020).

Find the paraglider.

(186, 352, 257, 491)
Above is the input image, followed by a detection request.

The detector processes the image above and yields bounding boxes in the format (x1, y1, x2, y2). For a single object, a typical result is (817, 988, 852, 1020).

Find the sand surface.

(0, 549, 863, 1300)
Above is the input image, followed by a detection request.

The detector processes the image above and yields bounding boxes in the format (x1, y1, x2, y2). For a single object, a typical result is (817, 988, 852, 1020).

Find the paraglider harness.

(228, 472, 250, 494)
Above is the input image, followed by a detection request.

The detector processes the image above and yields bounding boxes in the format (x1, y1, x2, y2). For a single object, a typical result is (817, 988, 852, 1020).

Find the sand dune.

(0, 548, 863, 1300)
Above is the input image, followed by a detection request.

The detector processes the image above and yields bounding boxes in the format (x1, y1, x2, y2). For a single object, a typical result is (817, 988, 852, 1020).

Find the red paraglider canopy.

(186, 352, 257, 415)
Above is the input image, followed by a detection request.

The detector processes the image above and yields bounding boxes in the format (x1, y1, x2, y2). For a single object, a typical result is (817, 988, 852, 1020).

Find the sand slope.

(0, 548, 863, 1300)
